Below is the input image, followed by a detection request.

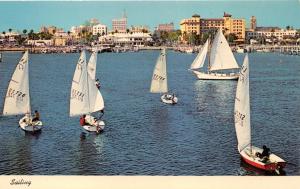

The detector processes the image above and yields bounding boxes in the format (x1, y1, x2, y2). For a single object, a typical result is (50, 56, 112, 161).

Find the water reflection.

(149, 104, 170, 141)
(193, 80, 236, 114)
(76, 132, 105, 175)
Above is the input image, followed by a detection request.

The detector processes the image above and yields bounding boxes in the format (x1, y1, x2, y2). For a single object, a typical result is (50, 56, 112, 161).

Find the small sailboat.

(70, 50, 105, 133)
(2, 51, 43, 132)
(150, 49, 178, 104)
(87, 51, 100, 89)
(190, 29, 240, 80)
(234, 54, 286, 173)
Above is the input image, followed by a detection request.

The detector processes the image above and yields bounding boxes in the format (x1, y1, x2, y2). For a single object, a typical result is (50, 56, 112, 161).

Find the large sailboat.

(70, 50, 105, 133)
(190, 29, 240, 80)
(2, 51, 43, 132)
(234, 54, 286, 173)
(150, 48, 178, 104)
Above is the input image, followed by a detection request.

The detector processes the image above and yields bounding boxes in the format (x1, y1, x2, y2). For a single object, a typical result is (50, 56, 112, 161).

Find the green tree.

(227, 33, 237, 43)
(23, 29, 27, 34)
(8, 28, 12, 33)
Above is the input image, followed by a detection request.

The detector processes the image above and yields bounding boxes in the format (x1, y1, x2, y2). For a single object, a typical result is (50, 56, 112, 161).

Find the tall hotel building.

(112, 11, 127, 33)
(180, 12, 246, 42)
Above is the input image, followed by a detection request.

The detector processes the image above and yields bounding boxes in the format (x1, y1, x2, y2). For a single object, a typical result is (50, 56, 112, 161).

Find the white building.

(27, 40, 53, 47)
(92, 24, 107, 36)
(99, 32, 152, 46)
(247, 28, 297, 40)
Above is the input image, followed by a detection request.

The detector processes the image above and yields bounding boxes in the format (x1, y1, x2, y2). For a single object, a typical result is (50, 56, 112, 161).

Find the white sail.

(88, 72, 104, 112)
(70, 51, 90, 116)
(234, 54, 251, 152)
(70, 51, 104, 116)
(87, 51, 97, 80)
(3, 51, 31, 115)
(209, 29, 239, 71)
(150, 49, 168, 93)
(190, 39, 209, 70)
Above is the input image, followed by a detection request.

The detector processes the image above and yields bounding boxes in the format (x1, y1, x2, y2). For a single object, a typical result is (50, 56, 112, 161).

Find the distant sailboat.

(234, 54, 286, 173)
(150, 48, 178, 104)
(190, 29, 240, 80)
(2, 51, 43, 132)
(70, 50, 105, 133)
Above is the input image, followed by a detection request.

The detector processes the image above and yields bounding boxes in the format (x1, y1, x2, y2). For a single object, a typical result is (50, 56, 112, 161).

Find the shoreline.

(0, 45, 299, 55)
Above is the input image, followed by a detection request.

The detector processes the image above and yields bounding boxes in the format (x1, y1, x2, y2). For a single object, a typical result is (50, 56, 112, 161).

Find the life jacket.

(80, 117, 85, 126)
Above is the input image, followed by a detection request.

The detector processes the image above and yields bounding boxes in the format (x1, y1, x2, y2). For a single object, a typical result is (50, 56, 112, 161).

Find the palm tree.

(23, 29, 27, 34)
(8, 28, 12, 33)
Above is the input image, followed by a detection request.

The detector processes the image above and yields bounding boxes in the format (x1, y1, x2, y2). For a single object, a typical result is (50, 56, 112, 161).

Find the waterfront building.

(92, 24, 107, 36)
(40, 26, 63, 34)
(112, 11, 127, 33)
(246, 27, 297, 40)
(250, 16, 257, 31)
(53, 31, 71, 46)
(27, 39, 53, 47)
(180, 14, 201, 35)
(180, 12, 246, 42)
(98, 32, 152, 46)
(156, 23, 174, 32)
(70, 25, 92, 39)
(89, 18, 100, 26)
(130, 25, 149, 33)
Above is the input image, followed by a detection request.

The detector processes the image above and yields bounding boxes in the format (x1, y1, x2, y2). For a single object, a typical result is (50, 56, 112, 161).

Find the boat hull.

(191, 70, 239, 80)
(161, 94, 178, 104)
(82, 114, 105, 133)
(19, 116, 43, 132)
(239, 146, 286, 172)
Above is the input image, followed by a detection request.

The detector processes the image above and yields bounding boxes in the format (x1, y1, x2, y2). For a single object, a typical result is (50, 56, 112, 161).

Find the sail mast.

(207, 36, 211, 73)
(86, 51, 91, 114)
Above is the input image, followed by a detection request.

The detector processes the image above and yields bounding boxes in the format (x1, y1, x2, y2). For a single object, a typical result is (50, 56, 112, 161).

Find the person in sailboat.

(95, 78, 101, 89)
(171, 93, 176, 103)
(32, 110, 40, 122)
(256, 145, 270, 162)
(80, 114, 88, 126)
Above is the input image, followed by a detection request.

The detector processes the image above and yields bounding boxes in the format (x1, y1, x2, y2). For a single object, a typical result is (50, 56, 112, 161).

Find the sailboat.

(70, 50, 105, 133)
(234, 54, 286, 173)
(150, 48, 178, 104)
(2, 51, 43, 132)
(190, 29, 240, 80)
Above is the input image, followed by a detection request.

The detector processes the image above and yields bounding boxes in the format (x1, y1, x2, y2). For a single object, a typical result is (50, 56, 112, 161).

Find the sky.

(0, 0, 299, 33)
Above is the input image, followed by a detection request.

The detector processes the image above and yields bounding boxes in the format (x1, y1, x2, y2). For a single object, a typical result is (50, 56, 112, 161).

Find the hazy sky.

(0, 0, 299, 32)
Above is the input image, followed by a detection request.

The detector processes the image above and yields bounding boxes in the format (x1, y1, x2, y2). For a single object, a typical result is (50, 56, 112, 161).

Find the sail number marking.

(71, 89, 85, 102)
(234, 111, 245, 126)
(7, 88, 26, 101)
(152, 74, 165, 81)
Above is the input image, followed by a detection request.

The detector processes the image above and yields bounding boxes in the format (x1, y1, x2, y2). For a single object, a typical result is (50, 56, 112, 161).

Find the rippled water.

(0, 51, 299, 175)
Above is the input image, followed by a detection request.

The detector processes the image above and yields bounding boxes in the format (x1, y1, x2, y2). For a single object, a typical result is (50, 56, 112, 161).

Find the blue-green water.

(0, 51, 299, 175)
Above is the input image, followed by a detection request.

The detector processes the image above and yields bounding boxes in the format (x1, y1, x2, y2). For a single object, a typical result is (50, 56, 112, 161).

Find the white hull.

(191, 70, 239, 80)
(19, 115, 43, 132)
(236, 48, 246, 53)
(161, 94, 178, 104)
(82, 114, 105, 133)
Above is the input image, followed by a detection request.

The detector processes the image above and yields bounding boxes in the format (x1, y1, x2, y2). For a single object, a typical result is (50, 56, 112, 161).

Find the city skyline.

(0, 1, 300, 32)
